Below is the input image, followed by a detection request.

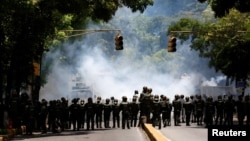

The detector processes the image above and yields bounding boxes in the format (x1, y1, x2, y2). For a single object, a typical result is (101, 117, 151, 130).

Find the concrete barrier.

(143, 123, 167, 141)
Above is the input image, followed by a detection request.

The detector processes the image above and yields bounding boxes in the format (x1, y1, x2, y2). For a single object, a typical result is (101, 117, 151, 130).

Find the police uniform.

(151, 95, 162, 129)
(172, 95, 181, 126)
(103, 98, 112, 128)
(69, 98, 81, 131)
(119, 96, 131, 129)
(84, 97, 96, 130)
(130, 96, 140, 127)
(194, 95, 205, 126)
(112, 99, 120, 128)
(95, 97, 103, 128)
(183, 97, 193, 126)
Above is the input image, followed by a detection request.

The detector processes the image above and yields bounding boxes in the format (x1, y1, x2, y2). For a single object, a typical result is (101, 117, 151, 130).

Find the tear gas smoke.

(39, 6, 227, 102)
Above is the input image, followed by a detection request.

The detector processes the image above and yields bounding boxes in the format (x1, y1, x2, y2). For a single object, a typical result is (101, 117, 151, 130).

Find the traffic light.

(115, 33, 123, 50)
(167, 36, 177, 52)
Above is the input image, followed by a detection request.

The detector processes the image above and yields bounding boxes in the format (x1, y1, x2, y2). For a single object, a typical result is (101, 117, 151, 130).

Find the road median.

(143, 123, 167, 141)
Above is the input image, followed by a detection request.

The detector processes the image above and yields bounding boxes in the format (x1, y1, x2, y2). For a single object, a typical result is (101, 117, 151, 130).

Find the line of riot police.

(171, 93, 250, 127)
(8, 87, 250, 135)
(137, 86, 250, 128)
(8, 91, 141, 135)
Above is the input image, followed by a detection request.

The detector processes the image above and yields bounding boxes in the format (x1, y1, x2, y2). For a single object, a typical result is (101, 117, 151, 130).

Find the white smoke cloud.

(39, 7, 227, 102)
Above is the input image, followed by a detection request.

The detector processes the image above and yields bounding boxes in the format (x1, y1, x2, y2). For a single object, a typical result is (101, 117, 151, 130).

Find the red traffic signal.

(115, 33, 123, 50)
(167, 36, 177, 52)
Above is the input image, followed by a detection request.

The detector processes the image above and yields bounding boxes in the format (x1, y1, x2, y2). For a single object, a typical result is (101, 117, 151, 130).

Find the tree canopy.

(198, 0, 250, 18)
(0, 0, 153, 105)
(167, 9, 250, 84)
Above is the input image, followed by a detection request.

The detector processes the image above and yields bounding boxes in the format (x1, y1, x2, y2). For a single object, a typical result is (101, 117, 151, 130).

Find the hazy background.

(39, 1, 234, 102)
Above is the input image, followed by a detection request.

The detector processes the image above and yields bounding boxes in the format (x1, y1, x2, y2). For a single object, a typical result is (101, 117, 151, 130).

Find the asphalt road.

(10, 127, 150, 141)
(159, 122, 208, 141)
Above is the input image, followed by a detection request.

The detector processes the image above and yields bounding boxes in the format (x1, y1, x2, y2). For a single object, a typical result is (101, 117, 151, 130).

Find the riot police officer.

(183, 97, 193, 126)
(103, 98, 112, 128)
(161, 96, 172, 127)
(180, 94, 185, 123)
(172, 94, 181, 126)
(69, 98, 81, 131)
(204, 96, 215, 127)
(112, 99, 120, 128)
(95, 96, 103, 128)
(130, 96, 140, 127)
(223, 95, 235, 126)
(39, 99, 48, 134)
(84, 97, 96, 130)
(195, 95, 205, 126)
(60, 97, 69, 130)
(138, 86, 148, 127)
(23, 100, 35, 135)
(151, 95, 162, 129)
(214, 95, 224, 125)
(190, 95, 196, 123)
(119, 96, 131, 129)
(79, 99, 86, 129)
(139, 87, 153, 124)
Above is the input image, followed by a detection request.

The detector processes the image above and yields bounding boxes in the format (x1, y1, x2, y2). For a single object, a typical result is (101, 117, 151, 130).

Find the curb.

(143, 123, 167, 141)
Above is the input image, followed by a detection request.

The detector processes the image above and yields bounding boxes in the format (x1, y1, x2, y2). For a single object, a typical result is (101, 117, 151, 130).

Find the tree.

(198, 0, 250, 18)
(167, 9, 250, 85)
(0, 0, 154, 128)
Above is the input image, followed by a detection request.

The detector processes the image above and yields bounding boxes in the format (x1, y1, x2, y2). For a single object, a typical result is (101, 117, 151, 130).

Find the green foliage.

(167, 9, 250, 82)
(197, 0, 250, 18)
(0, 0, 155, 101)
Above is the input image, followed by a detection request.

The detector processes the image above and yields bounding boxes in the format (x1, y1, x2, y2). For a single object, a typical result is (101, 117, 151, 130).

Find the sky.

(39, 1, 237, 102)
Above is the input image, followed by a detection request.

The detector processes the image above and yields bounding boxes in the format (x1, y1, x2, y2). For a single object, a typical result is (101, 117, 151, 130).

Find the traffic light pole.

(60, 29, 121, 38)
(170, 30, 250, 33)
